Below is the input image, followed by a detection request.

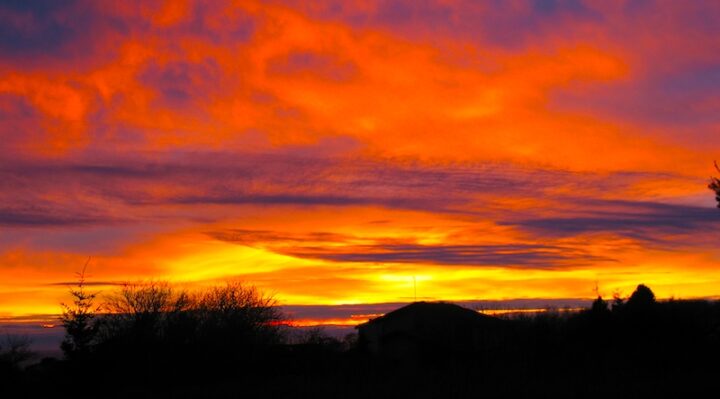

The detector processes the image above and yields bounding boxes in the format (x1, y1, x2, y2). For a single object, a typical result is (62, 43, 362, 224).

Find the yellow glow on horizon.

(4, 206, 720, 316)
(158, 240, 318, 283)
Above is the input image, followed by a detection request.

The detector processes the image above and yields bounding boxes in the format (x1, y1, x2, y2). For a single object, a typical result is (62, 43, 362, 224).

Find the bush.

(85, 280, 284, 379)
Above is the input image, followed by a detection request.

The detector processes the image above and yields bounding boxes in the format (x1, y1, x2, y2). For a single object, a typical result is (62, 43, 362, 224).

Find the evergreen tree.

(60, 260, 99, 360)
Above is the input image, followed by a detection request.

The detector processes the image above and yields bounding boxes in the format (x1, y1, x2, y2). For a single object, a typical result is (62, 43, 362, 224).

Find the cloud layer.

(2, 0, 720, 316)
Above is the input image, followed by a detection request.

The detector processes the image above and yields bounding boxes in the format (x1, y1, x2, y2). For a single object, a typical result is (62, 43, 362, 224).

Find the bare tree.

(60, 259, 100, 360)
(103, 282, 177, 323)
(709, 161, 720, 208)
(198, 281, 281, 326)
(69, 278, 286, 379)
(196, 281, 284, 348)
(99, 281, 192, 344)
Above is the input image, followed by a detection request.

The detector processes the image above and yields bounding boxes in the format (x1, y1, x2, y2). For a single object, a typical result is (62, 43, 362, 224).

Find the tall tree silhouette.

(60, 259, 99, 360)
(709, 161, 720, 208)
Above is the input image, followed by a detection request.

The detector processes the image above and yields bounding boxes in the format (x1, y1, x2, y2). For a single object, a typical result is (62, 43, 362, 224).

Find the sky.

(2, 0, 720, 320)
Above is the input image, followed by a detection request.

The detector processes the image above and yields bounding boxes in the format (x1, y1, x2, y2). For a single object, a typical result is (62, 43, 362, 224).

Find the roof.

(358, 301, 499, 328)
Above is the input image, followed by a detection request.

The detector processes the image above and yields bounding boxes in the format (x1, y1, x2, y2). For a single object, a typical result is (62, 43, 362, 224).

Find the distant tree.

(611, 290, 625, 312)
(342, 332, 359, 351)
(626, 284, 656, 310)
(60, 260, 99, 360)
(590, 296, 609, 314)
(292, 326, 335, 346)
(101, 281, 186, 339)
(709, 161, 720, 208)
(0, 335, 34, 371)
(196, 281, 284, 350)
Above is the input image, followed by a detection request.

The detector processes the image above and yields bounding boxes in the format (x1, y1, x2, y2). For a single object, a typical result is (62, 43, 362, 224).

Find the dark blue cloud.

(165, 1, 255, 45)
(532, 0, 600, 19)
(0, 0, 80, 56)
(283, 242, 612, 268)
(0, 94, 44, 149)
(0, 149, 699, 229)
(0, 206, 113, 227)
(374, 0, 453, 29)
(0, 0, 129, 66)
(552, 63, 720, 128)
(173, 193, 394, 207)
(209, 228, 613, 268)
(0, 0, 252, 69)
(207, 229, 350, 245)
(506, 200, 720, 244)
(0, 224, 162, 253)
(139, 59, 222, 107)
(278, 0, 603, 49)
(267, 51, 358, 82)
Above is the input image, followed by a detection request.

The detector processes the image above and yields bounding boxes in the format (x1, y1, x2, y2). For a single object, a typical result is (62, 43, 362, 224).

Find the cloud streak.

(284, 243, 614, 268)
(209, 228, 615, 269)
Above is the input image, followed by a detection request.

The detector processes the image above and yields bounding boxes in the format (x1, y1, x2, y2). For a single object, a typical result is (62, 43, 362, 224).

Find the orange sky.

(2, 0, 720, 317)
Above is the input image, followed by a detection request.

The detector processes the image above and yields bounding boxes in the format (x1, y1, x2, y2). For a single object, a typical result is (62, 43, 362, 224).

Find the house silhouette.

(357, 302, 504, 360)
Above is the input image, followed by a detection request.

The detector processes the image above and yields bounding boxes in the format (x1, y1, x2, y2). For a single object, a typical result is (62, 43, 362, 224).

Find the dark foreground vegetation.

(2, 282, 720, 398)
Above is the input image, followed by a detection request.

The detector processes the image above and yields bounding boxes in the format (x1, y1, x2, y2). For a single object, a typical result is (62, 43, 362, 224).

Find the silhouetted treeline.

(4, 283, 720, 398)
(91, 282, 283, 379)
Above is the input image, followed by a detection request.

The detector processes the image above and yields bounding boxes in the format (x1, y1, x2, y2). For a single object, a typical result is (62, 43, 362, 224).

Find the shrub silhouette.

(98, 282, 189, 343)
(86, 280, 283, 380)
(626, 284, 656, 310)
(590, 296, 609, 314)
(0, 335, 34, 372)
(0, 334, 35, 395)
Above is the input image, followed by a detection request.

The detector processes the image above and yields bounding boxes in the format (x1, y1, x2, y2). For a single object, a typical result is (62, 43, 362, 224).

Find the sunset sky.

(2, 0, 720, 320)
